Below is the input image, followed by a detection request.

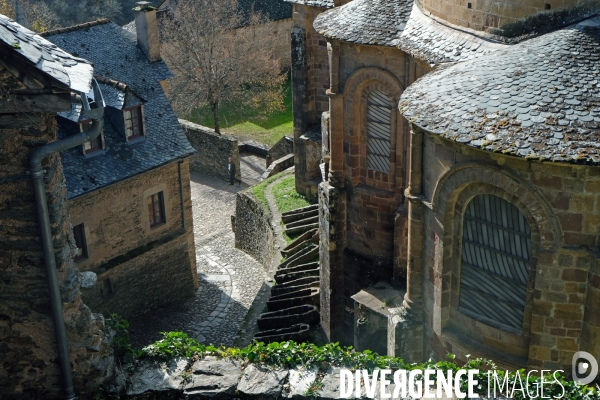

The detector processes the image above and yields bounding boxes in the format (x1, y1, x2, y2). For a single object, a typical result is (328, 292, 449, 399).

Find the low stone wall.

(126, 358, 341, 399)
(82, 231, 196, 319)
(266, 135, 293, 167)
(261, 153, 294, 181)
(179, 119, 240, 180)
(234, 191, 274, 269)
(239, 140, 270, 157)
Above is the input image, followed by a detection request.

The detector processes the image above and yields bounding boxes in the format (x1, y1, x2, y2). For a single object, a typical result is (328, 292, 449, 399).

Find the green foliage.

(138, 332, 600, 400)
(271, 175, 311, 214)
(105, 313, 141, 365)
(188, 77, 292, 146)
(250, 173, 284, 210)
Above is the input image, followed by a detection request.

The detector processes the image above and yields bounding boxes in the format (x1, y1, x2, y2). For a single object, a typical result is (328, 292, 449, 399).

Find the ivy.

(139, 332, 600, 400)
(105, 313, 142, 365)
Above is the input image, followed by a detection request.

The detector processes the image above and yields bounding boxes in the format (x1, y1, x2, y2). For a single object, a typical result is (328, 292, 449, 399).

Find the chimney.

(134, 1, 161, 62)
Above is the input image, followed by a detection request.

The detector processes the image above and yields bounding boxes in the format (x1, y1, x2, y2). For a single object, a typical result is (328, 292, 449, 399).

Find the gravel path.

(129, 153, 272, 348)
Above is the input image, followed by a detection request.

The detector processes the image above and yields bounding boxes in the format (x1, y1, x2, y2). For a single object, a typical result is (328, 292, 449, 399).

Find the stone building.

(0, 15, 114, 399)
(293, 0, 600, 373)
(38, 4, 199, 320)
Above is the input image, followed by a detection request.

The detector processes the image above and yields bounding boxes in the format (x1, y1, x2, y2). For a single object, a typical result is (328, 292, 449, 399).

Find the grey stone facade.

(235, 191, 275, 269)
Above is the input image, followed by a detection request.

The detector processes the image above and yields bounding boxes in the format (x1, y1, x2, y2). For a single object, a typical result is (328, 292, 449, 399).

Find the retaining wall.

(179, 119, 240, 180)
(234, 191, 275, 269)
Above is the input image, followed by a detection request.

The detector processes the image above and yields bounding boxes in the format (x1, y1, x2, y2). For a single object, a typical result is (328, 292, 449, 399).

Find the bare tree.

(161, 0, 286, 134)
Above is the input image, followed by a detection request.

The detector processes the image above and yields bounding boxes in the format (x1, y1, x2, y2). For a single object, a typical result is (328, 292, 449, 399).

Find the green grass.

(271, 175, 310, 214)
(186, 77, 293, 146)
(250, 174, 282, 211)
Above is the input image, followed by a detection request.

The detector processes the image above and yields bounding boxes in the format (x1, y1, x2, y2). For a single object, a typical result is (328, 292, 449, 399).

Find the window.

(458, 194, 531, 333)
(147, 191, 165, 228)
(80, 119, 103, 155)
(366, 90, 392, 174)
(124, 105, 144, 140)
(73, 223, 88, 261)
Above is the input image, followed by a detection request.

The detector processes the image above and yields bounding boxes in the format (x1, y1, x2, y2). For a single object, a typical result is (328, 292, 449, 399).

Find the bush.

(139, 332, 600, 400)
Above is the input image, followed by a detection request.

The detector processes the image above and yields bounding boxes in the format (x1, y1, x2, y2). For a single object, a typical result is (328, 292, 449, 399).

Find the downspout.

(178, 159, 186, 230)
(30, 79, 105, 400)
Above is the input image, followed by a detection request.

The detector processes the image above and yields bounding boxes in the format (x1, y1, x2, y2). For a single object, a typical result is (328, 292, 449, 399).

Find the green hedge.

(138, 331, 600, 400)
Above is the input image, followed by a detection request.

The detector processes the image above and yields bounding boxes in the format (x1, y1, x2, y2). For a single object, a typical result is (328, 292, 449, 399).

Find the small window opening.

(467, 2, 472, 8)
(80, 119, 103, 155)
(73, 223, 87, 261)
(148, 191, 165, 228)
(545, 3, 551, 9)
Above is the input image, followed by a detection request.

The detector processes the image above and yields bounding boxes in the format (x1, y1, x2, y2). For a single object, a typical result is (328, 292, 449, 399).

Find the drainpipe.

(30, 79, 105, 400)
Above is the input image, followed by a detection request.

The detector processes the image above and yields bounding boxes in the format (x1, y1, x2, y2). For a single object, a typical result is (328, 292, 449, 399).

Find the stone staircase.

(253, 205, 321, 343)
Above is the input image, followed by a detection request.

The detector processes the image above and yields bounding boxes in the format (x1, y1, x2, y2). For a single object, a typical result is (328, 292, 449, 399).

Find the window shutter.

(366, 90, 392, 173)
(458, 194, 531, 332)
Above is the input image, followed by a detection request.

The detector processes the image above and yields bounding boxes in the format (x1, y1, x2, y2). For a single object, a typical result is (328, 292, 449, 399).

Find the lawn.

(271, 175, 310, 214)
(186, 77, 293, 146)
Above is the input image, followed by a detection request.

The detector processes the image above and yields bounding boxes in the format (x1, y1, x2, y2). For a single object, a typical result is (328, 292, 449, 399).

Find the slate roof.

(239, 0, 292, 21)
(397, 4, 507, 64)
(399, 17, 600, 165)
(313, 0, 412, 47)
(43, 22, 195, 198)
(283, 0, 333, 9)
(0, 14, 93, 92)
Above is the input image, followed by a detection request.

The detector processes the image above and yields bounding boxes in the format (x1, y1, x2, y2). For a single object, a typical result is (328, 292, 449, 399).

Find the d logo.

(572, 351, 598, 385)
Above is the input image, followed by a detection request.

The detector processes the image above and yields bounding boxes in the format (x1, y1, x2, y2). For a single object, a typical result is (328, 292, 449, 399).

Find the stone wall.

(82, 232, 195, 318)
(0, 112, 114, 399)
(69, 158, 198, 319)
(179, 119, 240, 180)
(416, 127, 600, 371)
(235, 191, 274, 269)
(261, 153, 295, 181)
(266, 135, 293, 168)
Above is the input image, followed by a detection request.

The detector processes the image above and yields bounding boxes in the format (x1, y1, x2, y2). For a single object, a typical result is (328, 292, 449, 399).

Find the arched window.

(458, 194, 531, 333)
(366, 90, 392, 174)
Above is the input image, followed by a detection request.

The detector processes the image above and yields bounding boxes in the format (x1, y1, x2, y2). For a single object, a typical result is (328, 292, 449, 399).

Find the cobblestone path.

(129, 153, 271, 348)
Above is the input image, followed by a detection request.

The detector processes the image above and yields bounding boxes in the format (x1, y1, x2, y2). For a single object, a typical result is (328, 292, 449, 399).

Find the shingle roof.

(397, 4, 507, 64)
(283, 0, 333, 9)
(399, 17, 600, 165)
(0, 14, 93, 92)
(45, 21, 195, 198)
(313, 0, 412, 47)
(239, 0, 292, 21)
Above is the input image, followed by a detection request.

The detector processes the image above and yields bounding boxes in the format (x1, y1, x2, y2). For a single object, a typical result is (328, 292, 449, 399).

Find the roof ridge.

(94, 75, 129, 92)
(39, 18, 111, 37)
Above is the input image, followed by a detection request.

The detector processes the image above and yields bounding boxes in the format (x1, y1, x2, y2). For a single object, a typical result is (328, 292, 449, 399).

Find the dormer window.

(124, 105, 145, 141)
(80, 119, 104, 156)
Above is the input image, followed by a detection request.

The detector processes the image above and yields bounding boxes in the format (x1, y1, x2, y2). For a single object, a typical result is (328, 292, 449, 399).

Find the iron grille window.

(458, 194, 531, 333)
(73, 223, 87, 261)
(148, 192, 165, 228)
(366, 90, 392, 174)
(124, 105, 144, 140)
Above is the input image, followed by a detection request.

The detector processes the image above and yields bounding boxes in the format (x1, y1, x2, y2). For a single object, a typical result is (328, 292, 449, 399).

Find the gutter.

(30, 79, 105, 400)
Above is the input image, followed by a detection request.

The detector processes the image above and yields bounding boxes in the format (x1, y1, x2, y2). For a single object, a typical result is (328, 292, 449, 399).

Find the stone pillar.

(319, 181, 346, 342)
(393, 206, 409, 285)
(291, 20, 308, 196)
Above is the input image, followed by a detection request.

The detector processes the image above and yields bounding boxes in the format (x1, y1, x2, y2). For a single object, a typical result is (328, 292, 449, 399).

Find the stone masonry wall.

(179, 119, 240, 181)
(69, 158, 198, 319)
(82, 232, 195, 319)
(0, 112, 114, 399)
(235, 191, 274, 269)
(418, 129, 600, 372)
(266, 135, 293, 168)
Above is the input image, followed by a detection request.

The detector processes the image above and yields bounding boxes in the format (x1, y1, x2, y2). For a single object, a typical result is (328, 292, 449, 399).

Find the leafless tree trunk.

(160, 0, 285, 134)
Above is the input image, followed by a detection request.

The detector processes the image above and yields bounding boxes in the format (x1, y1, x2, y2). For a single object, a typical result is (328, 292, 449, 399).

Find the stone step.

(276, 267, 320, 285)
(276, 262, 319, 279)
(279, 245, 318, 269)
(269, 287, 314, 302)
(281, 228, 318, 258)
(266, 288, 319, 311)
(253, 323, 310, 344)
(270, 277, 320, 297)
(285, 215, 319, 229)
(257, 305, 319, 330)
(281, 209, 319, 224)
(281, 204, 318, 217)
(284, 223, 319, 236)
